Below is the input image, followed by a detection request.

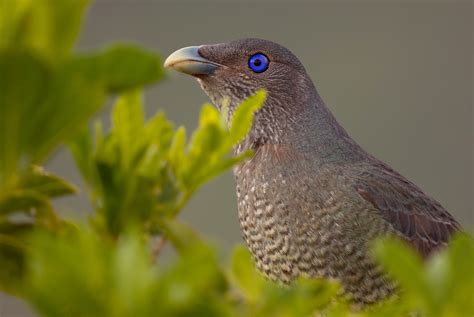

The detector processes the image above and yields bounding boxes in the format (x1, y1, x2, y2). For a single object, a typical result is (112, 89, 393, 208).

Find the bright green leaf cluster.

(70, 89, 265, 238)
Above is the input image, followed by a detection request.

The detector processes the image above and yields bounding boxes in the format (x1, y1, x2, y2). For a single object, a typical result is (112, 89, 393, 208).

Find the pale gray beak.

(164, 46, 220, 76)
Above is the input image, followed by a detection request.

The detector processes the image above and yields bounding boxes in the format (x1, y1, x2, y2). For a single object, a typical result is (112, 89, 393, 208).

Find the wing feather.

(355, 163, 460, 257)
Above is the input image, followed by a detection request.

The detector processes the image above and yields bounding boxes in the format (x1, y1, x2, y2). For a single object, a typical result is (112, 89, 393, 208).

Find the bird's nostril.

(197, 46, 204, 57)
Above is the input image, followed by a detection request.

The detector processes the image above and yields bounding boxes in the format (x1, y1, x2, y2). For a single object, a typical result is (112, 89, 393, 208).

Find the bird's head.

(164, 38, 327, 150)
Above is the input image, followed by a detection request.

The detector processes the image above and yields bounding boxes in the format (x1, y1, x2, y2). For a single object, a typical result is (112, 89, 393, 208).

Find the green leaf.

(0, 52, 51, 182)
(424, 233, 474, 316)
(158, 218, 205, 254)
(25, 228, 227, 317)
(229, 89, 266, 144)
(0, 222, 33, 295)
(27, 229, 114, 317)
(373, 234, 474, 317)
(138, 113, 175, 177)
(111, 234, 159, 316)
(373, 238, 429, 308)
(182, 104, 228, 188)
(68, 128, 95, 187)
(192, 150, 253, 188)
(111, 90, 145, 169)
(168, 127, 187, 177)
(18, 166, 77, 198)
(153, 235, 227, 317)
(0, 50, 106, 177)
(94, 45, 164, 92)
(0, 0, 90, 61)
(230, 245, 265, 303)
(0, 47, 164, 183)
(228, 245, 339, 317)
(0, 165, 74, 225)
(187, 104, 226, 158)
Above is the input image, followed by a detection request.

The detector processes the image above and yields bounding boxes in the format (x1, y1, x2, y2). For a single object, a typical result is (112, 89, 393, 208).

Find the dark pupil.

(253, 58, 262, 66)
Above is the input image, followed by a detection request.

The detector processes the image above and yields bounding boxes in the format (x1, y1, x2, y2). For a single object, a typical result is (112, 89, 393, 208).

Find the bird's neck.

(236, 86, 366, 165)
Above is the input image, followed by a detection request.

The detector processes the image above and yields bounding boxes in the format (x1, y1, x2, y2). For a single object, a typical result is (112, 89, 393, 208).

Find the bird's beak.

(164, 46, 219, 76)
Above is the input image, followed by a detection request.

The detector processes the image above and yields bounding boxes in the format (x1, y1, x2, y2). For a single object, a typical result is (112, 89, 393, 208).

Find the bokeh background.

(1, 1, 472, 316)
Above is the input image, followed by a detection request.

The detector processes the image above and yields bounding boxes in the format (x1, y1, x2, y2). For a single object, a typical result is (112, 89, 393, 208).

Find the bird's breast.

(234, 152, 346, 284)
(233, 150, 395, 305)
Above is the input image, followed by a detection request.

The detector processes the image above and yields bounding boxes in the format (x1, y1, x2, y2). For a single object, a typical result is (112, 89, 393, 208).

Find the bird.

(164, 38, 461, 305)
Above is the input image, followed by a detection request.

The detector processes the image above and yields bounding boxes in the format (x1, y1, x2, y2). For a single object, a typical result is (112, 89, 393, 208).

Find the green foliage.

(25, 226, 337, 317)
(372, 234, 474, 317)
(0, 0, 162, 294)
(69, 89, 265, 237)
(0, 0, 88, 61)
(1, 1, 473, 317)
(26, 228, 228, 317)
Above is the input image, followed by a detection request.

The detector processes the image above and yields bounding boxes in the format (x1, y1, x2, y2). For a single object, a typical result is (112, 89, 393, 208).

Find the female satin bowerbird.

(164, 38, 460, 305)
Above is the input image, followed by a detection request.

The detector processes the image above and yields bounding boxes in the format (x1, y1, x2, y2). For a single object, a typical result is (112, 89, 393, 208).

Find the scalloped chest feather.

(233, 144, 396, 305)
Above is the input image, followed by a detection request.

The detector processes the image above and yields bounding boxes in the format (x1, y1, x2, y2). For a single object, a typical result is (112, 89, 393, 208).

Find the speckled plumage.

(234, 144, 397, 304)
(165, 38, 461, 305)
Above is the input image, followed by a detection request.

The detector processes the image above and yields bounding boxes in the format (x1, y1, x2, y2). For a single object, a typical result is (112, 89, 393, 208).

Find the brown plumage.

(164, 38, 461, 305)
(355, 160, 459, 258)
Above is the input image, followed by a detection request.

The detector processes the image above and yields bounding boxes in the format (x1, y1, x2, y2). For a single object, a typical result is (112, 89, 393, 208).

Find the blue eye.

(248, 53, 269, 73)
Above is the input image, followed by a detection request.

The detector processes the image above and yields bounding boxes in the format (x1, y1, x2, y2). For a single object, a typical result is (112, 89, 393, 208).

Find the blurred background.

(1, 1, 472, 316)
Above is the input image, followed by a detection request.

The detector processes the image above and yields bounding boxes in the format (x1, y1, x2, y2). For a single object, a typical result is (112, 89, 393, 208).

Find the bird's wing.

(354, 162, 460, 257)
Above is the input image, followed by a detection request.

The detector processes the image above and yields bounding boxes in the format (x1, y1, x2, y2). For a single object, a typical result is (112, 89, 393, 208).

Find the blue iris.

(248, 53, 269, 73)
